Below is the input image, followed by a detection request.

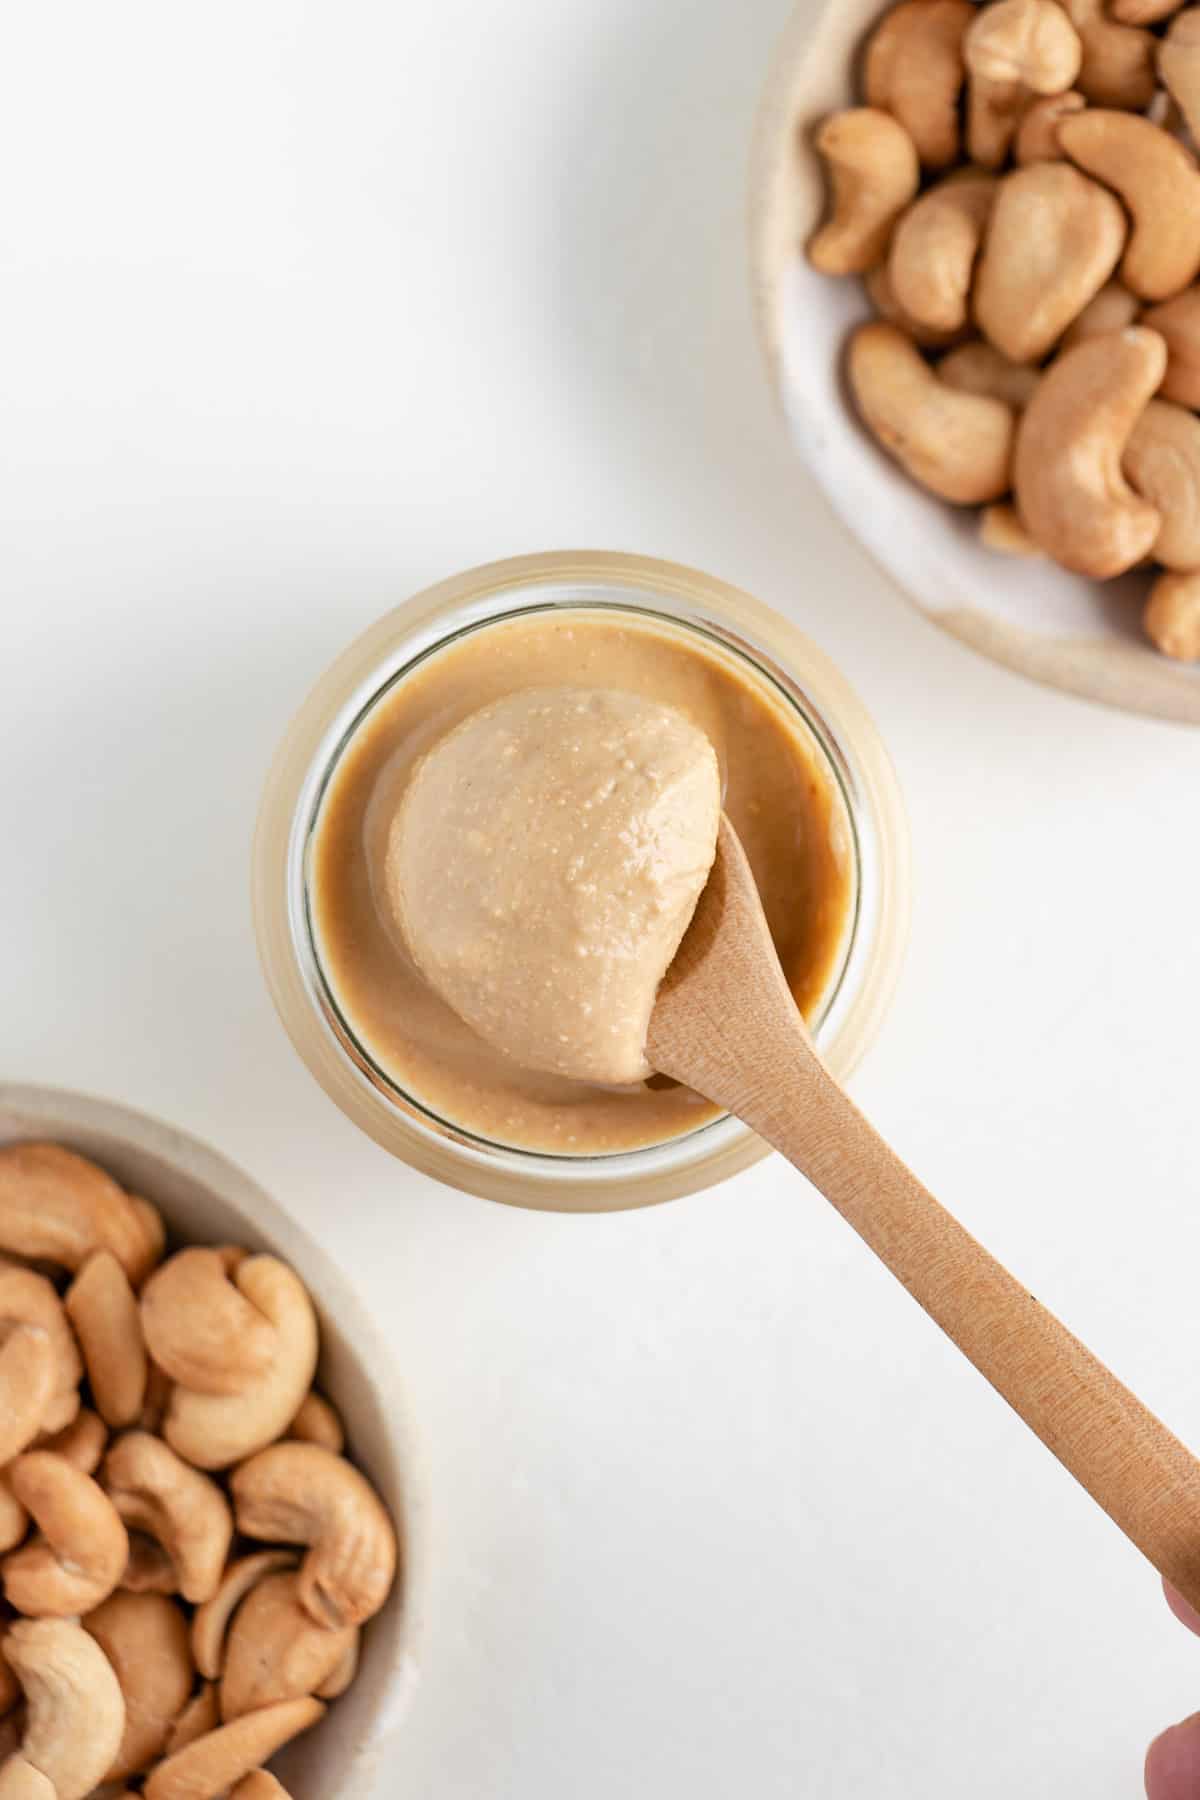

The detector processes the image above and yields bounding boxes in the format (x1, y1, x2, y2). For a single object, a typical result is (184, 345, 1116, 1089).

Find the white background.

(4, 1, 1200, 1794)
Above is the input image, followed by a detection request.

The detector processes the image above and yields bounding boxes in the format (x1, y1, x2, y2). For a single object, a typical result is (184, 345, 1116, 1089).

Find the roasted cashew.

(0, 1268, 83, 1453)
(141, 1249, 277, 1397)
(863, 0, 974, 169)
(2, 1453, 128, 1616)
(83, 1591, 194, 1781)
(1013, 326, 1167, 576)
(975, 162, 1125, 362)
(1056, 0, 1156, 109)
(144, 1696, 325, 1800)
(1014, 89, 1086, 163)
(964, 0, 1082, 169)
(165, 1258, 318, 1471)
(219, 1570, 356, 1721)
(231, 1442, 398, 1631)
(863, 263, 964, 348)
(1059, 109, 1200, 302)
(288, 1393, 344, 1456)
(1123, 399, 1200, 568)
(103, 1432, 232, 1605)
(191, 1550, 298, 1681)
(847, 321, 1015, 504)
(0, 1759, 54, 1800)
(979, 502, 1042, 556)
(315, 1634, 360, 1701)
(0, 1147, 156, 1286)
(122, 1532, 177, 1595)
(37, 1408, 106, 1475)
(5, 1618, 125, 1800)
(1060, 280, 1140, 349)
(1161, 10, 1200, 147)
(938, 341, 1040, 410)
(1145, 569, 1200, 659)
(65, 1252, 147, 1430)
(231, 1775, 290, 1800)
(806, 109, 920, 276)
(1142, 286, 1200, 406)
(887, 172, 996, 333)
(163, 1682, 219, 1758)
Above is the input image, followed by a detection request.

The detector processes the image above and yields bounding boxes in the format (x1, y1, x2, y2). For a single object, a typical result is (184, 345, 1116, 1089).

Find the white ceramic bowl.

(749, 0, 1200, 726)
(0, 1083, 425, 1800)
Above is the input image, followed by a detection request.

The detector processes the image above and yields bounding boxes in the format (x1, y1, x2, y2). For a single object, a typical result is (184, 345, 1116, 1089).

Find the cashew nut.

(164, 1258, 318, 1471)
(122, 1532, 177, 1595)
(141, 1249, 277, 1397)
(103, 1433, 232, 1605)
(288, 1393, 344, 1456)
(887, 172, 996, 333)
(1161, 10, 1200, 148)
(1122, 399, 1200, 569)
(1060, 280, 1141, 349)
(314, 1634, 360, 1702)
(1059, 109, 1200, 302)
(0, 1760, 54, 1800)
(191, 1550, 298, 1682)
(37, 1408, 107, 1475)
(5, 1618, 125, 1800)
(938, 341, 1040, 410)
(1013, 326, 1167, 576)
(1013, 89, 1087, 163)
(163, 1682, 219, 1758)
(1057, 0, 1156, 109)
(975, 162, 1126, 362)
(847, 321, 1015, 504)
(144, 1696, 325, 1800)
(231, 1775, 290, 1800)
(231, 1443, 398, 1631)
(863, 0, 974, 169)
(806, 109, 921, 276)
(863, 262, 964, 348)
(964, 0, 1083, 169)
(0, 1147, 157, 1286)
(219, 1570, 356, 1721)
(83, 1592, 194, 1781)
(0, 1269, 83, 1453)
(1145, 568, 1200, 658)
(2, 1454, 128, 1617)
(65, 1253, 147, 1430)
(1142, 286, 1200, 406)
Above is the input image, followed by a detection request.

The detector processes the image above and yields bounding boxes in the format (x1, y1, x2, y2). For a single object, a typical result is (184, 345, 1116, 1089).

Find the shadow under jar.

(253, 552, 909, 1211)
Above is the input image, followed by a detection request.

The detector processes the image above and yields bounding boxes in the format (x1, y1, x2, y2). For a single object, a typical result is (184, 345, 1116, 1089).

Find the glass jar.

(253, 552, 909, 1211)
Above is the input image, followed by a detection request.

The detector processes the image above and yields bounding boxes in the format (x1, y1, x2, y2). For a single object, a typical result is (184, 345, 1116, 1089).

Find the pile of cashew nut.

(808, 0, 1200, 663)
(0, 1142, 398, 1800)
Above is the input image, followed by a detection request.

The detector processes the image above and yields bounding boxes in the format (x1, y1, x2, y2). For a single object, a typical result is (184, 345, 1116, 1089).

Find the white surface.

(2, 2, 1200, 1796)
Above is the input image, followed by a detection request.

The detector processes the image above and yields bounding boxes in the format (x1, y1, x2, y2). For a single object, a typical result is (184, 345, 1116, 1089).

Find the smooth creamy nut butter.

(310, 609, 853, 1154)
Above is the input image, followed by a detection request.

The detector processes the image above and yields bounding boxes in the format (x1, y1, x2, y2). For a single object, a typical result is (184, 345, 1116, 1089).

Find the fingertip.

(1146, 1713, 1200, 1799)
(1164, 1579, 1200, 1637)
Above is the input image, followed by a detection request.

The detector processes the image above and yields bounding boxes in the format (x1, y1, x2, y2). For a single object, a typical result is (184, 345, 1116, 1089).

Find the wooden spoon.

(647, 816, 1200, 1610)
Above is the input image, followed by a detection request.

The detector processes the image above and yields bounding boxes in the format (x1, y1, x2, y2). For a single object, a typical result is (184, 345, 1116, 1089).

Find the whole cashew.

(806, 109, 920, 276)
(1142, 287, 1200, 407)
(230, 1442, 398, 1632)
(37, 1408, 107, 1475)
(1056, 0, 1156, 109)
(103, 1432, 233, 1605)
(164, 1258, 318, 1471)
(191, 1550, 299, 1681)
(219, 1571, 356, 1721)
(1013, 326, 1167, 576)
(1060, 280, 1141, 349)
(979, 502, 1043, 556)
(315, 1634, 360, 1701)
(1014, 89, 1087, 164)
(1123, 399, 1200, 568)
(141, 1249, 277, 1397)
(5, 1618, 125, 1800)
(82, 1591, 194, 1781)
(65, 1252, 147, 1430)
(938, 341, 1041, 410)
(847, 321, 1015, 505)
(964, 0, 1083, 169)
(1161, 11, 1200, 147)
(1145, 570, 1200, 659)
(0, 1147, 157, 1287)
(231, 1775, 290, 1800)
(144, 1696, 325, 1800)
(163, 1682, 219, 1758)
(0, 1269, 83, 1453)
(288, 1393, 344, 1457)
(1059, 110, 1200, 302)
(863, 263, 964, 348)
(975, 162, 1126, 362)
(887, 172, 996, 333)
(0, 1760, 53, 1800)
(2, 1454, 128, 1617)
(864, 0, 974, 169)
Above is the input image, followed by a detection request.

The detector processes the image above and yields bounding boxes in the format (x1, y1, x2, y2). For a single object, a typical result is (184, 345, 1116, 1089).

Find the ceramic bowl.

(749, 0, 1200, 726)
(0, 1083, 425, 1800)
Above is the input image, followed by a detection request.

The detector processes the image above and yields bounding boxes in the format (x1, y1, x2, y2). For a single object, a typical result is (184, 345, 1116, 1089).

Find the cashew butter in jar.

(253, 553, 909, 1210)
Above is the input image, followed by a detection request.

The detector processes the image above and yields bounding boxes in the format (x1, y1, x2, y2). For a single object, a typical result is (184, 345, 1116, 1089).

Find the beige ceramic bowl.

(750, 0, 1200, 726)
(0, 1083, 425, 1800)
